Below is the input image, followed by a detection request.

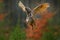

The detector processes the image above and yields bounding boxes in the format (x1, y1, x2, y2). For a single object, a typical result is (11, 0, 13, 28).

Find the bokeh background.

(0, 0, 60, 40)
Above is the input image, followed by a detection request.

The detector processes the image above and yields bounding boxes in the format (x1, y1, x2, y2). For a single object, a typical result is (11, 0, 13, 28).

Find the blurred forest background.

(0, 0, 60, 40)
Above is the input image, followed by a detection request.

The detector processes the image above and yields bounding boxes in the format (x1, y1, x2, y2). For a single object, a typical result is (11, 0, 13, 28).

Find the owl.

(18, 1, 50, 26)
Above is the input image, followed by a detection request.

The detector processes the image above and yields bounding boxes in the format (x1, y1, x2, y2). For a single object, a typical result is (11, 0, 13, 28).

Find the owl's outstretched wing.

(32, 3, 50, 15)
(18, 1, 26, 12)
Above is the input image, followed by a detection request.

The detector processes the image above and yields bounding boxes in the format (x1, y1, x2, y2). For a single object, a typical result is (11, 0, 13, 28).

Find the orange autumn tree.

(0, 13, 7, 21)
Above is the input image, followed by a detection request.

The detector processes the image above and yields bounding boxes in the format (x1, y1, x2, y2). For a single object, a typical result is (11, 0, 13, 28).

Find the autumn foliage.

(0, 13, 7, 21)
(26, 11, 55, 40)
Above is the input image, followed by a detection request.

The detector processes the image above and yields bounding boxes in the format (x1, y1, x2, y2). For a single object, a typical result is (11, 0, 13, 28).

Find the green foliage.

(41, 32, 54, 40)
(41, 17, 60, 40)
(8, 13, 26, 40)
(9, 24, 26, 40)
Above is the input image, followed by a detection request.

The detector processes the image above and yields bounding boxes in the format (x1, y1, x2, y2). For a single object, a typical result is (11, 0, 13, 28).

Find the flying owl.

(18, 1, 50, 26)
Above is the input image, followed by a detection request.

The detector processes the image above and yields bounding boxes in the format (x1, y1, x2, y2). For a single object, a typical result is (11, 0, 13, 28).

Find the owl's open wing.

(18, 1, 26, 12)
(32, 3, 50, 15)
